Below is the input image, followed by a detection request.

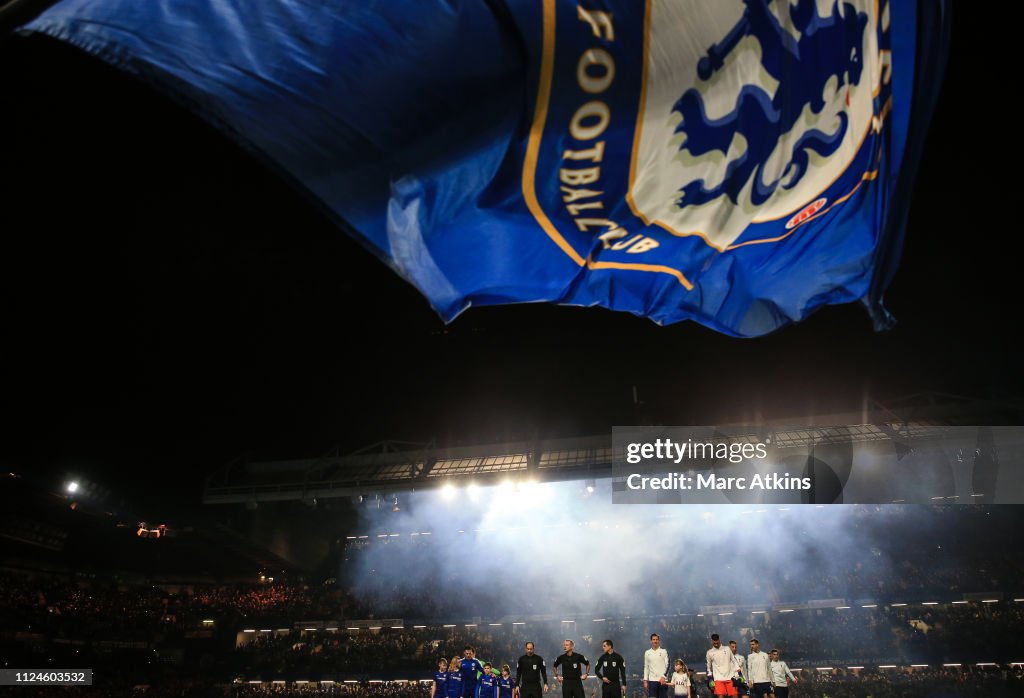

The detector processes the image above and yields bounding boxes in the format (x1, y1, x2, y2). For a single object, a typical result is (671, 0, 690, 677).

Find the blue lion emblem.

(672, 0, 869, 209)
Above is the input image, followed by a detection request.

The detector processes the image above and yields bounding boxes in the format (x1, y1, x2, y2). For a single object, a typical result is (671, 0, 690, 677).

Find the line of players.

(703, 634, 798, 698)
(430, 635, 798, 698)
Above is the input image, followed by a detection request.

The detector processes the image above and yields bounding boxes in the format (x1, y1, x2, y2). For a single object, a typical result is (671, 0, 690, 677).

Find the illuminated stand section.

(204, 424, 1024, 507)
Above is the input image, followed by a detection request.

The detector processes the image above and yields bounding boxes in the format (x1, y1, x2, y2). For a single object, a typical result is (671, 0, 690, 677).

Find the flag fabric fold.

(22, 0, 950, 336)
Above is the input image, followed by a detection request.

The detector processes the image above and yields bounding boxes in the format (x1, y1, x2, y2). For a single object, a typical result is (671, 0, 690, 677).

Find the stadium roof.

(202, 422, 958, 505)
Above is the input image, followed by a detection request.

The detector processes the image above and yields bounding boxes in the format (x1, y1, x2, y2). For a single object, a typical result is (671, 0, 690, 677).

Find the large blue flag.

(22, 0, 949, 336)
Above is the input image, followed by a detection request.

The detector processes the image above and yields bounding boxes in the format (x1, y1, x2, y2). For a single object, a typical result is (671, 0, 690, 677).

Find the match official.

(517, 642, 549, 698)
(595, 640, 626, 698)
(554, 639, 590, 698)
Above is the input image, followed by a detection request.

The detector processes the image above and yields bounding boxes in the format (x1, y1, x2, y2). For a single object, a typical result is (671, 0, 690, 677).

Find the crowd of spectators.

(7, 669, 1024, 698)
(8, 671, 1024, 698)
(0, 572, 351, 639)
(4, 562, 1024, 674)
(232, 682, 431, 697)
(233, 630, 422, 678)
(3, 506, 1024, 696)
(786, 665, 1024, 698)
(5, 508, 1021, 634)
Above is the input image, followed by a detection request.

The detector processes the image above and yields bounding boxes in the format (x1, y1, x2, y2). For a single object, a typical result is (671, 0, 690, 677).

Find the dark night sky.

(0, 5, 1017, 513)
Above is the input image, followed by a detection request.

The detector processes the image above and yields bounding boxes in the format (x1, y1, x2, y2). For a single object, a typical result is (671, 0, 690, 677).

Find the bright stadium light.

(585, 479, 595, 493)
(66, 481, 79, 494)
(467, 483, 480, 501)
(441, 484, 456, 501)
(513, 479, 554, 508)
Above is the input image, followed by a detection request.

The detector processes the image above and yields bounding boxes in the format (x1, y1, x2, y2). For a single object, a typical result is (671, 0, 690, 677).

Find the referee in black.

(517, 641, 549, 698)
(595, 640, 626, 698)
(554, 639, 590, 698)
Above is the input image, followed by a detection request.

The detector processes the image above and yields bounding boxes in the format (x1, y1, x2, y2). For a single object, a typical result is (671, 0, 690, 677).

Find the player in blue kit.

(448, 656, 465, 698)
(480, 663, 498, 698)
(499, 664, 515, 698)
(461, 646, 485, 698)
(432, 658, 449, 698)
